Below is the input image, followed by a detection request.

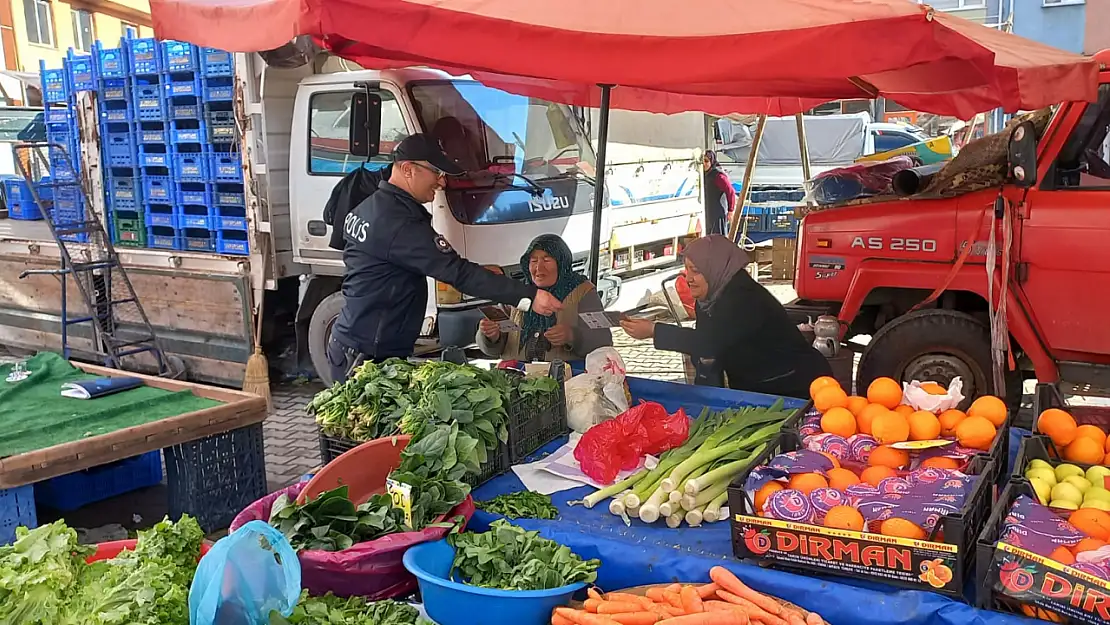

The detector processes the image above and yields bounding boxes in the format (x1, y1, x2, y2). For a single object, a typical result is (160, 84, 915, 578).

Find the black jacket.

(332, 182, 537, 359)
(654, 271, 831, 399)
(323, 165, 392, 250)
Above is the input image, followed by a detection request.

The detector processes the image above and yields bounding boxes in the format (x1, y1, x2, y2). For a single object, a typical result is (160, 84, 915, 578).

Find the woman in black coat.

(621, 235, 831, 399)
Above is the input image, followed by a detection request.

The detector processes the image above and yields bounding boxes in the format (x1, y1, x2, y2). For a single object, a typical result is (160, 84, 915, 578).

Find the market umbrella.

(150, 0, 1099, 280)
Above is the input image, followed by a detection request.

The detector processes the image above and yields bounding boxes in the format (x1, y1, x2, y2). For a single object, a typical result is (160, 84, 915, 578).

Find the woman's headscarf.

(703, 150, 722, 171)
(682, 235, 751, 309)
(519, 234, 587, 340)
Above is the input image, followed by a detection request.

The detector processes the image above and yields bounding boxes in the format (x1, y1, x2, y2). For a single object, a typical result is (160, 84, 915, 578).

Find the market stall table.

(0, 353, 268, 532)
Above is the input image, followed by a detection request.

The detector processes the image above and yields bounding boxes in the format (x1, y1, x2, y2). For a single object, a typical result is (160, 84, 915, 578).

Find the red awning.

(150, 0, 1098, 117)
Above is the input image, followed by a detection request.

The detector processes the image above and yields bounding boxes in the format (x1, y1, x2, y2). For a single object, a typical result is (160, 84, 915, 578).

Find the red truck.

(788, 50, 1110, 408)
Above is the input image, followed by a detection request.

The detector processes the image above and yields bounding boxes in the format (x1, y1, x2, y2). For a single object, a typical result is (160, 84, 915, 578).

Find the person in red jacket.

(702, 150, 736, 237)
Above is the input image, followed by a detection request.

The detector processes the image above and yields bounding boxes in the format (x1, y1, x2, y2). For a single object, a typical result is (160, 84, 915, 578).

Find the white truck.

(0, 52, 703, 385)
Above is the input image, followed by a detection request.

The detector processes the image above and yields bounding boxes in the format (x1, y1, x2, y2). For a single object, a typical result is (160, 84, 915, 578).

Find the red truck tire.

(856, 309, 1022, 412)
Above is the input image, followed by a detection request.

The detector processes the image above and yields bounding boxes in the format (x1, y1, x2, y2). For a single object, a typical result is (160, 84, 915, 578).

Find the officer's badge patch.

(434, 235, 453, 253)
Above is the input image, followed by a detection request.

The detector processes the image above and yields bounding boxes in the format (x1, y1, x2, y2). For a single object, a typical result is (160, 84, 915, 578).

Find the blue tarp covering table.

(471, 377, 1029, 625)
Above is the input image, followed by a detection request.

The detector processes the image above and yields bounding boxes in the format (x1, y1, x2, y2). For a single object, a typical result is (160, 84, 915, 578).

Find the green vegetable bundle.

(580, 402, 794, 528)
(0, 515, 204, 625)
(271, 592, 427, 625)
(477, 491, 559, 520)
(448, 520, 599, 591)
(309, 358, 416, 441)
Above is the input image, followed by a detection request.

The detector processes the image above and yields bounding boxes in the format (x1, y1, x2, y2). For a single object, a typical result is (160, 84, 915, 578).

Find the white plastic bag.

(902, 378, 966, 414)
(566, 347, 630, 433)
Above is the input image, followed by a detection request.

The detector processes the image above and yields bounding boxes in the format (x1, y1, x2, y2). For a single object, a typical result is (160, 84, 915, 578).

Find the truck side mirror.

(1007, 121, 1037, 188)
(349, 91, 382, 158)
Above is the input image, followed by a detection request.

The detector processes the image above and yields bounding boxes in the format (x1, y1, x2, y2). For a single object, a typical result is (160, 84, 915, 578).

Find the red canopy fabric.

(150, 0, 1098, 117)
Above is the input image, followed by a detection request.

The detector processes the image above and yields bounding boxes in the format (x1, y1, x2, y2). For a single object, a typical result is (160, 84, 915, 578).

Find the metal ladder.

(14, 141, 178, 376)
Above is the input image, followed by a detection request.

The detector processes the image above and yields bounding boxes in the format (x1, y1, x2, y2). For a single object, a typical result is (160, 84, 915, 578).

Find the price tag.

(386, 477, 413, 528)
(890, 439, 955, 451)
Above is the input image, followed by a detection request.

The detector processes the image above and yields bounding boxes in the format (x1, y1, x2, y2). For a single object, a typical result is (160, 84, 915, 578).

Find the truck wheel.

(308, 292, 345, 386)
(856, 309, 1022, 412)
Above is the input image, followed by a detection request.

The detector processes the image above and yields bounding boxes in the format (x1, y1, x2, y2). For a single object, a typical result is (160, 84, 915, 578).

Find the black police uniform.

(327, 181, 537, 381)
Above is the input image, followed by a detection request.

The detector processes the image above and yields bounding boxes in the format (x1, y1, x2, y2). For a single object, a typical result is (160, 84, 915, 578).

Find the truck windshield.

(409, 81, 595, 184)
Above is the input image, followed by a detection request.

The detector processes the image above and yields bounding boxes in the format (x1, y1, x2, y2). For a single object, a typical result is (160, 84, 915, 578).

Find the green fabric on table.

(0, 352, 222, 458)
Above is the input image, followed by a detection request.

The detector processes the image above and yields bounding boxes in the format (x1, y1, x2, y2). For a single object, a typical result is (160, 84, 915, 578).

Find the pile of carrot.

(550, 566, 825, 625)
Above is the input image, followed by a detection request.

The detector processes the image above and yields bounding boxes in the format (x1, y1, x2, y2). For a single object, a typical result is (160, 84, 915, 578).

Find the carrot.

(553, 613, 576, 625)
(661, 606, 686, 617)
(589, 587, 605, 601)
(681, 585, 705, 614)
(665, 583, 683, 593)
(607, 593, 656, 610)
(555, 607, 622, 625)
(709, 567, 782, 616)
(782, 612, 806, 625)
(705, 601, 744, 613)
(662, 590, 685, 609)
(599, 602, 650, 615)
(609, 612, 664, 625)
(585, 598, 603, 613)
(658, 611, 749, 624)
(805, 613, 824, 625)
(646, 588, 668, 603)
(697, 583, 720, 599)
(716, 592, 787, 625)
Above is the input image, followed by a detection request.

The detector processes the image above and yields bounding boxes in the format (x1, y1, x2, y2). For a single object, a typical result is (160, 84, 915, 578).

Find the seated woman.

(621, 235, 831, 398)
(477, 234, 613, 362)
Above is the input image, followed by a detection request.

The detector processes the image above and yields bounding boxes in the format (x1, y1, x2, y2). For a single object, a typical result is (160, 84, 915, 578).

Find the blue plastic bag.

(189, 520, 302, 625)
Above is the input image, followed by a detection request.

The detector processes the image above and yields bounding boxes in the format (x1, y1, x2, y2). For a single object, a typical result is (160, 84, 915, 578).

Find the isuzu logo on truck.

(528, 194, 570, 213)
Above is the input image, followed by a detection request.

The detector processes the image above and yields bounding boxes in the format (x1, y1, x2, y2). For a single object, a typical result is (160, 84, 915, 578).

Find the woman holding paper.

(620, 235, 831, 398)
(477, 234, 612, 362)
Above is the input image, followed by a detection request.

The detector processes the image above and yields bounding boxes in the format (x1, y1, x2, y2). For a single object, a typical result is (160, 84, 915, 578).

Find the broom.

(242, 258, 272, 412)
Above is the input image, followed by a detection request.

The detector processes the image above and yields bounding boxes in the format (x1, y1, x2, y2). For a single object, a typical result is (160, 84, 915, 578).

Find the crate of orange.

(726, 430, 996, 599)
(1031, 385, 1110, 470)
(799, 375, 1011, 487)
(975, 479, 1110, 624)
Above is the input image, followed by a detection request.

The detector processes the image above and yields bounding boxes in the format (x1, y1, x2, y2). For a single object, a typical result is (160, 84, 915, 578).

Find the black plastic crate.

(728, 432, 996, 600)
(164, 422, 267, 531)
(975, 479, 1110, 624)
(506, 362, 569, 463)
(1032, 382, 1110, 438)
(1011, 434, 1107, 488)
(318, 429, 360, 465)
(461, 439, 511, 490)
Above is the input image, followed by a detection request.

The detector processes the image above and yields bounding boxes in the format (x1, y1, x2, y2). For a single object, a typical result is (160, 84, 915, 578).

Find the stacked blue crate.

(95, 38, 145, 246)
(38, 49, 94, 242)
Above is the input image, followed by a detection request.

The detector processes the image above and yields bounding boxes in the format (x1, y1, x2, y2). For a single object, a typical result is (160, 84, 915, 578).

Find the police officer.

(327, 134, 563, 382)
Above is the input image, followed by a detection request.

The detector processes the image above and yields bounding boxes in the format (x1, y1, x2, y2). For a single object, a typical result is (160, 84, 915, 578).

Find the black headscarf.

(518, 234, 585, 340)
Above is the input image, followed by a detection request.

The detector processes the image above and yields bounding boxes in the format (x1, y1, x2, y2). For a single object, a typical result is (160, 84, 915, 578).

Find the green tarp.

(0, 353, 221, 458)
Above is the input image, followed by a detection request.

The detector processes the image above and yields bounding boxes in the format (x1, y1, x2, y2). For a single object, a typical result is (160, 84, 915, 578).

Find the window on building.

(1042, 0, 1084, 5)
(308, 90, 409, 175)
(24, 0, 54, 46)
(71, 9, 94, 52)
(929, 0, 986, 9)
(123, 23, 139, 39)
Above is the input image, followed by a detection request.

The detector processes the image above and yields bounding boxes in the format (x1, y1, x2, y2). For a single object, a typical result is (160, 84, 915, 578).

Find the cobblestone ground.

(261, 284, 800, 488)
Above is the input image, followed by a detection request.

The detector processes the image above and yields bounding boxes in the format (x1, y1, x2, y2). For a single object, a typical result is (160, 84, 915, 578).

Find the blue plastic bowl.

(403, 540, 585, 625)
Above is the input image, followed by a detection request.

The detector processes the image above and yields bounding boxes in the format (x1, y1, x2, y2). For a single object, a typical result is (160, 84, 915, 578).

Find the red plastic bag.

(229, 481, 474, 600)
(573, 401, 690, 484)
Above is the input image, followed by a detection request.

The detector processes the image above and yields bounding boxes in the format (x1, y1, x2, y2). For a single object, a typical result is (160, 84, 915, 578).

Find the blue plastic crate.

(137, 121, 169, 145)
(210, 150, 242, 182)
(182, 227, 216, 252)
(0, 485, 37, 544)
(144, 204, 176, 228)
(65, 53, 95, 92)
(143, 176, 175, 204)
(34, 451, 162, 512)
(133, 82, 167, 120)
(202, 76, 233, 102)
(761, 205, 798, 233)
(94, 43, 129, 79)
(40, 62, 68, 104)
(169, 98, 202, 121)
(215, 204, 248, 230)
(52, 186, 83, 213)
(205, 106, 236, 143)
(214, 183, 244, 206)
(162, 40, 199, 73)
(98, 77, 130, 101)
(200, 48, 233, 77)
(44, 106, 70, 124)
(166, 72, 201, 98)
(8, 202, 43, 220)
(45, 122, 72, 148)
(171, 120, 206, 144)
(174, 150, 208, 182)
(217, 229, 249, 255)
(139, 144, 170, 169)
(108, 174, 141, 210)
(3, 177, 32, 204)
(147, 225, 178, 249)
(176, 204, 215, 229)
(100, 99, 132, 124)
(48, 147, 76, 180)
(105, 131, 137, 167)
(177, 181, 211, 205)
(127, 37, 161, 75)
